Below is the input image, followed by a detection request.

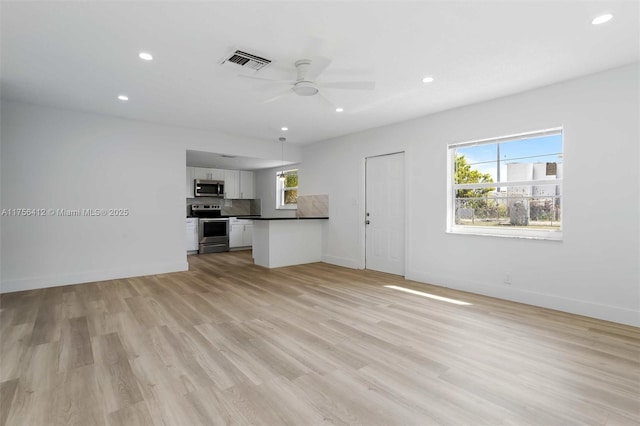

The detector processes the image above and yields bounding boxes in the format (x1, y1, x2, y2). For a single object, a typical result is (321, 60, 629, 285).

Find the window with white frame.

(447, 128, 563, 240)
(276, 169, 298, 209)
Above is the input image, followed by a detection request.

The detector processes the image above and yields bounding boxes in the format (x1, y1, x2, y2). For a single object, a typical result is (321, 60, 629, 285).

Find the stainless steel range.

(191, 204, 229, 254)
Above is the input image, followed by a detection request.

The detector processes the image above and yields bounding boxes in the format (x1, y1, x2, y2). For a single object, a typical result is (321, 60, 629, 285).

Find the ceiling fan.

(239, 57, 375, 105)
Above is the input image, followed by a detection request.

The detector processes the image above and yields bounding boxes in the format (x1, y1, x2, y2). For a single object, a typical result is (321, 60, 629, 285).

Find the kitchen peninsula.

(252, 217, 328, 268)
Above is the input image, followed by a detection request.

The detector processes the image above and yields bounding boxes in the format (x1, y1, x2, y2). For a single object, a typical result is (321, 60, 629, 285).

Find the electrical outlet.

(504, 274, 512, 285)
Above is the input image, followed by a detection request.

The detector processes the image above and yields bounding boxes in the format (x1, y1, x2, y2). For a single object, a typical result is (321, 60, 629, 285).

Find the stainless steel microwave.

(194, 179, 224, 197)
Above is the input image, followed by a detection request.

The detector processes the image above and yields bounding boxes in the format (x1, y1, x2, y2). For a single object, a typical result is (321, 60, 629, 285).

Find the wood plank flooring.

(1, 251, 639, 425)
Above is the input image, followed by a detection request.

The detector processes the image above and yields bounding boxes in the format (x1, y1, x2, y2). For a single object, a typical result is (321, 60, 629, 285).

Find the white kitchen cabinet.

(210, 169, 224, 180)
(242, 223, 253, 246)
(239, 170, 255, 199)
(191, 167, 209, 181)
(186, 167, 194, 198)
(223, 170, 254, 199)
(186, 218, 199, 253)
(192, 167, 224, 181)
(229, 224, 244, 248)
(224, 169, 240, 198)
(229, 219, 253, 248)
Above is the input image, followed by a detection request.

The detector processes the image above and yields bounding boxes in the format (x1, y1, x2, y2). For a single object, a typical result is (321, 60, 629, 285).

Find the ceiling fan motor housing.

(295, 59, 312, 79)
(292, 59, 319, 96)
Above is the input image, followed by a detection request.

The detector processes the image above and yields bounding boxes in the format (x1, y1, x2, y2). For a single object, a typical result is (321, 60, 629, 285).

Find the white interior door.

(365, 152, 405, 275)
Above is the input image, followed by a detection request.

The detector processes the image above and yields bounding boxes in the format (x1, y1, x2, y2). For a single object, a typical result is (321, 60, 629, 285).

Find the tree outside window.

(276, 169, 298, 209)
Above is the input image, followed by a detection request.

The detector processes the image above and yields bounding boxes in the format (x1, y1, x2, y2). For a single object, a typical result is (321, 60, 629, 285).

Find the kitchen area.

(185, 153, 329, 268)
(186, 165, 261, 255)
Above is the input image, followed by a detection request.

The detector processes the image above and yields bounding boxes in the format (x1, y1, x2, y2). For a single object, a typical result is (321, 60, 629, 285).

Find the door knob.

(365, 220, 370, 225)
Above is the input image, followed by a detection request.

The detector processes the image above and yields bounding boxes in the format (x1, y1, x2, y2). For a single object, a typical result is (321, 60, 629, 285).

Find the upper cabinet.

(239, 170, 255, 199)
(186, 167, 195, 198)
(192, 167, 223, 181)
(224, 170, 255, 199)
(223, 170, 240, 198)
(187, 167, 255, 199)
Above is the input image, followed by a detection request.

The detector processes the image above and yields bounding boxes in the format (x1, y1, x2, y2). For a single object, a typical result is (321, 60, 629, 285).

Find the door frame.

(361, 151, 407, 276)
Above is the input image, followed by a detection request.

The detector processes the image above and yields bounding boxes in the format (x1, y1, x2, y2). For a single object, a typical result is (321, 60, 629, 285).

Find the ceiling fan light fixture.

(293, 81, 319, 96)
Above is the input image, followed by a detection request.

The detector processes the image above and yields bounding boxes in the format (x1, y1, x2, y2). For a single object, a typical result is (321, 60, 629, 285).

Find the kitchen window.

(276, 169, 298, 209)
(447, 128, 563, 240)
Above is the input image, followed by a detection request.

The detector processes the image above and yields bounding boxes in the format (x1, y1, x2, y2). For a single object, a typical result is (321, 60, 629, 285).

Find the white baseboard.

(322, 255, 362, 270)
(406, 269, 640, 327)
(0, 261, 189, 294)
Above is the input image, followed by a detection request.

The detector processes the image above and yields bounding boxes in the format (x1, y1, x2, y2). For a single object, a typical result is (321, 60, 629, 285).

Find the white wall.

(254, 164, 300, 219)
(0, 101, 301, 292)
(302, 64, 639, 326)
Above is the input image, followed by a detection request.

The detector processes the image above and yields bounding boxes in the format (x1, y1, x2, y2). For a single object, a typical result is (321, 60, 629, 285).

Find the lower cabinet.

(242, 223, 253, 247)
(230, 224, 244, 248)
(186, 218, 199, 253)
(229, 219, 253, 249)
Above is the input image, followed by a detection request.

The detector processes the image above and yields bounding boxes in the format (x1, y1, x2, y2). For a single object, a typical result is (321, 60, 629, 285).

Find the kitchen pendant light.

(278, 137, 286, 181)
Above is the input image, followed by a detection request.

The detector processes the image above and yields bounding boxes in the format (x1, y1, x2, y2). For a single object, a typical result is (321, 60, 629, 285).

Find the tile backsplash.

(187, 198, 261, 216)
(296, 194, 329, 218)
(221, 199, 262, 216)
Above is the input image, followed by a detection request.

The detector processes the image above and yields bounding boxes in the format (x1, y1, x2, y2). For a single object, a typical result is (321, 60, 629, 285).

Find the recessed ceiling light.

(592, 14, 613, 25)
(117, 95, 129, 101)
(138, 52, 153, 61)
(335, 108, 344, 113)
(422, 76, 434, 83)
(281, 127, 288, 131)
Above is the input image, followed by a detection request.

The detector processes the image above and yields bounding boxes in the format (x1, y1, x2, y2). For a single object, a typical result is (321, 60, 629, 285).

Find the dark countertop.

(253, 217, 329, 220)
(188, 216, 328, 220)
(187, 215, 261, 219)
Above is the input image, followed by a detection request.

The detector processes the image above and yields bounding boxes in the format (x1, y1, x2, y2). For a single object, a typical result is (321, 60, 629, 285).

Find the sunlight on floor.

(384, 285, 472, 306)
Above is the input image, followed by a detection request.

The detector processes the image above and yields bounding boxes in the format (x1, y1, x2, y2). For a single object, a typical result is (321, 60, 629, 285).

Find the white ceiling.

(1, 1, 638, 148)
(186, 149, 294, 171)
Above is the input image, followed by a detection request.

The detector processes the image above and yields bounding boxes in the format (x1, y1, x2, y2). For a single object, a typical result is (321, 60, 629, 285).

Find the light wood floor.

(1, 251, 638, 425)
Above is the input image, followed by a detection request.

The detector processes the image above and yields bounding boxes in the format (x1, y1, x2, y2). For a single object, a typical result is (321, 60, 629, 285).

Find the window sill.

(447, 226, 563, 241)
(276, 205, 297, 210)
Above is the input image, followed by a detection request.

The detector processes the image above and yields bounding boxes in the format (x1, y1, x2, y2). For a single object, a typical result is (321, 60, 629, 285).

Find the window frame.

(276, 168, 298, 210)
(446, 127, 563, 241)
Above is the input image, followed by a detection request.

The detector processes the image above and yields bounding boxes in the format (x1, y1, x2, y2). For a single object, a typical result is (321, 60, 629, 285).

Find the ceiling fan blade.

(238, 74, 292, 84)
(318, 81, 376, 90)
(315, 92, 337, 109)
(305, 56, 331, 81)
(262, 89, 294, 104)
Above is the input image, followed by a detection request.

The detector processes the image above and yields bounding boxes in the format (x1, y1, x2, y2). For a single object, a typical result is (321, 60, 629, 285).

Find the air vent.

(222, 50, 271, 71)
